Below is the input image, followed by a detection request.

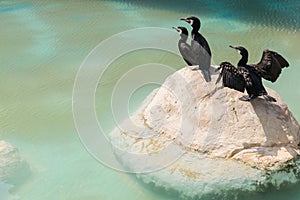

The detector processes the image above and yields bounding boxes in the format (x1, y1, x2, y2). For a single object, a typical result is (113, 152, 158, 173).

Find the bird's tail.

(202, 69, 211, 82)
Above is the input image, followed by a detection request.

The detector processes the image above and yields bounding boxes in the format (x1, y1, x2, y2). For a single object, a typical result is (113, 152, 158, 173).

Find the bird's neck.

(180, 35, 188, 42)
(191, 26, 200, 35)
(238, 55, 248, 67)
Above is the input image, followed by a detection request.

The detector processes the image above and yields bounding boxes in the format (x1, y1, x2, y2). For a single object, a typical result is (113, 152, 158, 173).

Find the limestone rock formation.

(110, 66, 300, 197)
(142, 66, 300, 171)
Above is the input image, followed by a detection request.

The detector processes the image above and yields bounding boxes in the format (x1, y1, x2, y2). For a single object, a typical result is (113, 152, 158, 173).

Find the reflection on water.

(0, 0, 299, 199)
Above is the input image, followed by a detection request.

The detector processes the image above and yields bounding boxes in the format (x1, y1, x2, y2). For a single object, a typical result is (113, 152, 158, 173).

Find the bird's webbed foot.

(239, 94, 257, 101)
(262, 94, 277, 102)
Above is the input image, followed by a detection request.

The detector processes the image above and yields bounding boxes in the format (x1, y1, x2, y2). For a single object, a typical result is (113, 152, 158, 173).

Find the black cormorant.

(173, 26, 197, 67)
(216, 45, 289, 102)
(181, 16, 211, 82)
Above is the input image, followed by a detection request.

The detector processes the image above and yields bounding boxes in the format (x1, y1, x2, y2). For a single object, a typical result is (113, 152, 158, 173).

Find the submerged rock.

(0, 140, 30, 184)
(110, 66, 300, 198)
(0, 141, 20, 176)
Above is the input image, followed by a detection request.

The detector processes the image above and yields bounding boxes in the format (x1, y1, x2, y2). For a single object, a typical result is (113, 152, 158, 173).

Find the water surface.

(0, 0, 299, 199)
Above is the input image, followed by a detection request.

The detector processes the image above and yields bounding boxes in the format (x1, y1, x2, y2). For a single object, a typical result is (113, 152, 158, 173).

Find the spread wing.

(179, 43, 197, 66)
(253, 50, 289, 82)
(216, 62, 252, 93)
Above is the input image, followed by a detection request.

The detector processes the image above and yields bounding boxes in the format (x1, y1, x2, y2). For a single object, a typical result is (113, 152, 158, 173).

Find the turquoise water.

(0, 0, 299, 199)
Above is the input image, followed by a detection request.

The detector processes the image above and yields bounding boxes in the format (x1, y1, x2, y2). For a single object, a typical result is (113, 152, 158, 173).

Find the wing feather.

(254, 50, 289, 82)
(191, 39, 211, 69)
(216, 62, 252, 93)
(179, 43, 197, 66)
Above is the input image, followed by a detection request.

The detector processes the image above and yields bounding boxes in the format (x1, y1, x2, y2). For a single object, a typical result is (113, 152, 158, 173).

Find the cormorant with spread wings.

(216, 45, 289, 102)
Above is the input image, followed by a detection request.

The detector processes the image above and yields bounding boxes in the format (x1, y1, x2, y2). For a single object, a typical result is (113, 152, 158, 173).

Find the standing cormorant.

(173, 26, 197, 67)
(181, 16, 211, 82)
(215, 45, 289, 102)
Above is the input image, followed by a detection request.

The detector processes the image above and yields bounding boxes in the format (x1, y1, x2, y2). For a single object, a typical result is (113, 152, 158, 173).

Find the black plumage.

(173, 26, 197, 66)
(181, 16, 211, 82)
(216, 46, 289, 102)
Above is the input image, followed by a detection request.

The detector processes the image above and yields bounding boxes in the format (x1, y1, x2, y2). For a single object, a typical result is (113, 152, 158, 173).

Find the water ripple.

(103, 0, 300, 30)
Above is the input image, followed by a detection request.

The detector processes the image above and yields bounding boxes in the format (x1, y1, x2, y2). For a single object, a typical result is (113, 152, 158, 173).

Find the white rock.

(0, 140, 29, 181)
(110, 66, 300, 197)
(142, 66, 300, 170)
(0, 141, 20, 171)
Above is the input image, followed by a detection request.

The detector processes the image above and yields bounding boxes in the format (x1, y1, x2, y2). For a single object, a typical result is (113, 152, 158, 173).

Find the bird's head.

(229, 45, 248, 57)
(172, 26, 188, 37)
(180, 16, 200, 29)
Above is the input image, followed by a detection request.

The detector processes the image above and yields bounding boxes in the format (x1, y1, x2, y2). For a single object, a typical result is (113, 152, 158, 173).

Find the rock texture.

(110, 66, 300, 197)
(142, 66, 300, 171)
(0, 140, 30, 181)
(0, 141, 20, 175)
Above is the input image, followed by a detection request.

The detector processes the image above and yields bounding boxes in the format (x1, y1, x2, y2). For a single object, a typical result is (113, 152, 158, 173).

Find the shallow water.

(0, 0, 299, 199)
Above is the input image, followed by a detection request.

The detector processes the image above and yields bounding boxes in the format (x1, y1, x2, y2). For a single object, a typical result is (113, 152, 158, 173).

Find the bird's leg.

(248, 94, 258, 101)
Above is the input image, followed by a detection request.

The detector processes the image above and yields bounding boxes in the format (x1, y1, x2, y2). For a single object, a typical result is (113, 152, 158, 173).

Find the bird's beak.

(229, 45, 241, 53)
(229, 45, 238, 50)
(172, 27, 179, 32)
(180, 18, 188, 22)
